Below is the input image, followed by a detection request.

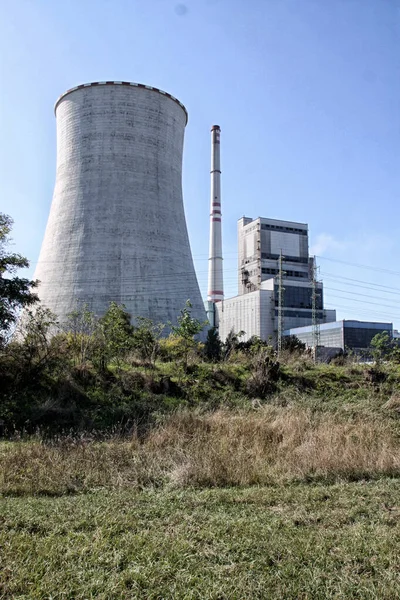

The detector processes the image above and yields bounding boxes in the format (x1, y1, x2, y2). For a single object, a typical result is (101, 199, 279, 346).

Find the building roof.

(284, 320, 393, 336)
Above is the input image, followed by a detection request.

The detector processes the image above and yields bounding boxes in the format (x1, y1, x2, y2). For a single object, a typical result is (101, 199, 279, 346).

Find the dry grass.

(1, 407, 400, 495)
(383, 393, 400, 413)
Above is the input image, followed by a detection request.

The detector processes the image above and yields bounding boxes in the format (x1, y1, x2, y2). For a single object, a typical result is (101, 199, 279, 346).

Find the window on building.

(274, 285, 323, 309)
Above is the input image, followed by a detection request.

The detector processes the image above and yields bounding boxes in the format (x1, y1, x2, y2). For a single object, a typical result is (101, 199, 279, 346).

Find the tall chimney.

(207, 125, 224, 305)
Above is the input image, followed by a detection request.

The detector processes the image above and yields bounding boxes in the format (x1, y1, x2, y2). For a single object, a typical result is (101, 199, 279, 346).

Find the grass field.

(1, 480, 400, 599)
(2, 376, 400, 599)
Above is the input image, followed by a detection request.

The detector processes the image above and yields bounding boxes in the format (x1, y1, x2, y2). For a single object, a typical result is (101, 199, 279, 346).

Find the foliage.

(171, 300, 206, 339)
(237, 336, 273, 356)
(222, 328, 245, 360)
(131, 316, 165, 365)
(0, 307, 66, 430)
(371, 331, 400, 364)
(281, 334, 306, 354)
(97, 302, 133, 370)
(1, 284, 400, 435)
(170, 300, 207, 371)
(204, 327, 222, 361)
(65, 303, 98, 366)
(158, 334, 187, 362)
(246, 347, 280, 397)
(0, 213, 38, 345)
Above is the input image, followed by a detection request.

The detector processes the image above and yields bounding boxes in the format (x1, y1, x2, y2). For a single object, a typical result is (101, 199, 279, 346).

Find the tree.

(0, 214, 38, 345)
(65, 303, 98, 366)
(222, 328, 245, 361)
(370, 331, 399, 364)
(281, 335, 306, 354)
(236, 335, 271, 354)
(170, 300, 206, 371)
(204, 327, 222, 362)
(131, 316, 165, 366)
(0, 306, 63, 432)
(97, 302, 133, 371)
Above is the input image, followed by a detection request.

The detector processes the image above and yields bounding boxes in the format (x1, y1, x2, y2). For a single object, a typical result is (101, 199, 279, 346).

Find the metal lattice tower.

(277, 250, 285, 355)
(311, 256, 321, 352)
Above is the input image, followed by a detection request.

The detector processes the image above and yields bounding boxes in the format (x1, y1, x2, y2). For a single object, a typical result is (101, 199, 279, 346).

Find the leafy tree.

(18, 305, 60, 355)
(0, 214, 38, 345)
(97, 302, 133, 371)
(65, 304, 98, 366)
(236, 335, 271, 354)
(370, 331, 400, 364)
(281, 335, 306, 354)
(131, 317, 165, 366)
(223, 328, 245, 361)
(0, 307, 64, 431)
(171, 300, 206, 371)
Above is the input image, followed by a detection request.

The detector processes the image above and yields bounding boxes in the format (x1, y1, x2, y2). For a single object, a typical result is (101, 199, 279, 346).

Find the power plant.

(215, 216, 336, 345)
(34, 81, 206, 327)
(33, 79, 394, 350)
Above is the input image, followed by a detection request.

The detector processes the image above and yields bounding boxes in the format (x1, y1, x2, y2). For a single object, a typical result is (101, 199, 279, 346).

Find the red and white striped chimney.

(207, 125, 224, 303)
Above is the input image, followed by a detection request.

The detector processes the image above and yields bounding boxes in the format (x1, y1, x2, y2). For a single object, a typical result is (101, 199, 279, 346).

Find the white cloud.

(310, 233, 348, 257)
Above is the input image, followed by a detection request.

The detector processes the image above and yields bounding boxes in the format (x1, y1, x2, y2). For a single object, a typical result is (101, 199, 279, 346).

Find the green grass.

(1, 357, 400, 597)
(1, 481, 400, 599)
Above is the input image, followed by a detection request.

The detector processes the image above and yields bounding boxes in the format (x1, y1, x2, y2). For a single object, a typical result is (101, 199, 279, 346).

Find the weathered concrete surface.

(34, 82, 206, 328)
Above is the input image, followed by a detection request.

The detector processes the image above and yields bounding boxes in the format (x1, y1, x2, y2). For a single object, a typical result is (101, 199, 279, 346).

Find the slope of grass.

(2, 407, 400, 496)
(2, 339, 400, 434)
(1, 481, 400, 599)
(2, 357, 400, 597)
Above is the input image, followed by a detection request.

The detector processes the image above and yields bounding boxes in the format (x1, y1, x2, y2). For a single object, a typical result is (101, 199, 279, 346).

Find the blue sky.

(1, 0, 400, 328)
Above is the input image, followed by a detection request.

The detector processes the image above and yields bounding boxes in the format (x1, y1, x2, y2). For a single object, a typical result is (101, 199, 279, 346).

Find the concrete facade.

(216, 282, 275, 343)
(34, 82, 206, 327)
(216, 215, 336, 343)
(238, 217, 310, 295)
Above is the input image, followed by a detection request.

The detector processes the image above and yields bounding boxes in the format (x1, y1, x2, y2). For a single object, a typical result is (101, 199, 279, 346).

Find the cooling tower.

(34, 81, 206, 327)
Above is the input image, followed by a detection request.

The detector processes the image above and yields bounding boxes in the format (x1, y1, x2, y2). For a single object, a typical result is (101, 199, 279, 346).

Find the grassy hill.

(1, 310, 400, 597)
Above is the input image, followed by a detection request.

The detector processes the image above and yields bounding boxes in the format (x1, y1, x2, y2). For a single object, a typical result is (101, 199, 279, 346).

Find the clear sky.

(1, 0, 399, 329)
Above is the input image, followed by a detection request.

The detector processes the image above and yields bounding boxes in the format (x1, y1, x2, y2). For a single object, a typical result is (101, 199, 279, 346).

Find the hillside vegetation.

(1, 302, 400, 494)
(1, 305, 400, 598)
(1, 303, 400, 436)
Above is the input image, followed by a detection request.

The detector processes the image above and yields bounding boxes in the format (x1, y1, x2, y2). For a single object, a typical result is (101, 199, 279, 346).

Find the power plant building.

(216, 216, 336, 343)
(284, 320, 393, 352)
(34, 82, 206, 327)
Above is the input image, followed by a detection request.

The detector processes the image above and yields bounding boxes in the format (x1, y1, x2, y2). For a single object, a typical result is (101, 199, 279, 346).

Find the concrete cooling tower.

(34, 81, 206, 327)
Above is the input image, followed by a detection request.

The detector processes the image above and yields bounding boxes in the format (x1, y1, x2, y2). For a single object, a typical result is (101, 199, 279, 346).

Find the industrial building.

(215, 215, 336, 344)
(283, 320, 393, 352)
(34, 81, 206, 327)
